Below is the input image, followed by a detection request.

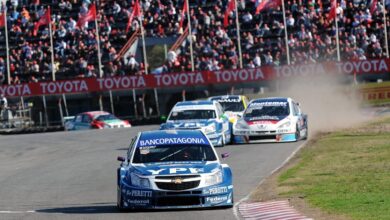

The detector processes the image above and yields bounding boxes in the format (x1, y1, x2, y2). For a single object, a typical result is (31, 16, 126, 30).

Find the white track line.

(233, 141, 307, 220)
(0, 210, 35, 214)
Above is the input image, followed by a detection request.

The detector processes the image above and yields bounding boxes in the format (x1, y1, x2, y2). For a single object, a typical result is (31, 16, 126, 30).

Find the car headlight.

(204, 170, 223, 187)
(278, 121, 291, 129)
(202, 123, 216, 134)
(130, 173, 150, 188)
(235, 120, 249, 129)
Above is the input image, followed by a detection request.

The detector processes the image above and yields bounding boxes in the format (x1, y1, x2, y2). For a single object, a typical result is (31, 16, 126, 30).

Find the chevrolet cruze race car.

(116, 130, 233, 210)
(208, 95, 249, 124)
(233, 97, 308, 143)
(160, 100, 231, 147)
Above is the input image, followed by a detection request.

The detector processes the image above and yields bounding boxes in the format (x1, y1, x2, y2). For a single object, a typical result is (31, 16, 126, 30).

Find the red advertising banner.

(1, 59, 389, 98)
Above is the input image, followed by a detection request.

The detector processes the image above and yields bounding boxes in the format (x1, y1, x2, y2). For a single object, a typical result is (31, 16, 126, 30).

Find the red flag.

(33, 8, 51, 36)
(327, 0, 337, 20)
(179, 1, 188, 31)
(0, 12, 5, 27)
(224, 0, 236, 27)
(370, 0, 378, 13)
(126, 0, 141, 32)
(77, 4, 97, 28)
(255, 0, 282, 14)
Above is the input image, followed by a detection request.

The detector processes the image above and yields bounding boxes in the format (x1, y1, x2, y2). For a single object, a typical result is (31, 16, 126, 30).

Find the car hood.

(132, 161, 220, 176)
(161, 119, 216, 129)
(244, 115, 288, 123)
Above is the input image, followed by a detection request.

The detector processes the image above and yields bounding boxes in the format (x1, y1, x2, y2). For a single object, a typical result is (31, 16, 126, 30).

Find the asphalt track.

(0, 126, 303, 220)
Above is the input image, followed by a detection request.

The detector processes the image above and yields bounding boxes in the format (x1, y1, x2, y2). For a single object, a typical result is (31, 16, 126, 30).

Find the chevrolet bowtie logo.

(172, 177, 183, 184)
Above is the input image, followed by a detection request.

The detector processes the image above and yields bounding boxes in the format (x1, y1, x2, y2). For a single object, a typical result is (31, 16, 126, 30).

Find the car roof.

(137, 130, 210, 147)
(83, 111, 110, 117)
(175, 100, 215, 106)
(208, 95, 242, 100)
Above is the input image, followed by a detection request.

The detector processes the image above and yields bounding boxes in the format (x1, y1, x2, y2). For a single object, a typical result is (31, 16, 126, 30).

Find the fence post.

(154, 89, 160, 116)
(109, 90, 115, 114)
(58, 97, 64, 126)
(132, 89, 138, 118)
(42, 95, 49, 127)
(62, 93, 69, 116)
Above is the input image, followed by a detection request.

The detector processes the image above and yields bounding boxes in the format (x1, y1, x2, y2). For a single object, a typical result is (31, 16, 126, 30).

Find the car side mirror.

(117, 156, 126, 162)
(221, 152, 230, 159)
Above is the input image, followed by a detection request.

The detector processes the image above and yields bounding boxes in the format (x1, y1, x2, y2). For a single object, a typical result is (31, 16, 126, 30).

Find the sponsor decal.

(206, 186, 228, 195)
(147, 167, 204, 175)
(206, 195, 228, 204)
(214, 69, 265, 83)
(216, 98, 241, 103)
(138, 138, 206, 146)
(97, 76, 146, 89)
(335, 59, 388, 74)
(126, 190, 153, 198)
(154, 72, 205, 87)
(275, 63, 327, 77)
(247, 120, 278, 124)
(0, 84, 32, 96)
(40, 80, 89, 94)
(249, 102, 287, 107)
(127, 199, 150, 204)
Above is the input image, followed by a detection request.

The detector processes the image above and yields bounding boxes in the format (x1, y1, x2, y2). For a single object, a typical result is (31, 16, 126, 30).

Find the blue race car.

(117, 130, 234, 210)
(160, 100, 231, 147)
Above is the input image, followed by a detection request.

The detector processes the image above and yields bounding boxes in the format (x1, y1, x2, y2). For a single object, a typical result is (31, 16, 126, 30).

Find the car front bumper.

(233, 129, 296, 143)
(118, 182, 233, 209)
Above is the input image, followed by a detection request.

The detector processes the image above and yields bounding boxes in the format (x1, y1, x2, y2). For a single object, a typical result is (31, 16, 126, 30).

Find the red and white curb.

(238, 200, 312, 220)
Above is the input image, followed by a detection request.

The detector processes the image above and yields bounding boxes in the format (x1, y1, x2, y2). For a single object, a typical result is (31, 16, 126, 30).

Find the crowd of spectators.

(0, 0, 388, 84)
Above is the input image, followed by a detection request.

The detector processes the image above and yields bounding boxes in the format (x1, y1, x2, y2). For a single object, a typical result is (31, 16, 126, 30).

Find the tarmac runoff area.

(0, 125, 304, 220)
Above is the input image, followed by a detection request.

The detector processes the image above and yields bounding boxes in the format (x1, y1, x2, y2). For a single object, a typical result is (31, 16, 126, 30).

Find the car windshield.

(168, 110, 216, 120)
(132, 144, 217, 163)
(95, 114, 117, 121)
(245, 103, 290, 117)
(217, 101, 245, 112)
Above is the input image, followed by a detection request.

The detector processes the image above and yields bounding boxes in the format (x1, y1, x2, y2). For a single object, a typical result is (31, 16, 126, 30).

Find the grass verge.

(250, 117, 390, 220)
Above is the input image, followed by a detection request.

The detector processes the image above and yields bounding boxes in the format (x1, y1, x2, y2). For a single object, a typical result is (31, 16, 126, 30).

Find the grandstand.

(0, 0, 388, 85)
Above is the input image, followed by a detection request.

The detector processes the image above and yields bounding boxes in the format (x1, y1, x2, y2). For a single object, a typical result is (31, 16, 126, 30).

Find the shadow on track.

(35, 203, 118, 214)
(35, 203, 231, 214)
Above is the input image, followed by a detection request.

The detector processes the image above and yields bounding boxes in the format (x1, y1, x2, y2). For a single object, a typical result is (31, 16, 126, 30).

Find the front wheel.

(295, 125, 300, 141)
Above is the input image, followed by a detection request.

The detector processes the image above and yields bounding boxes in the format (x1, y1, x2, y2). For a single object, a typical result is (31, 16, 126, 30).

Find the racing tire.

(303, 127, 308, 140)
(230, 134, 235, 144)
(117, 188, 126, 212)
(295, 125, 300, 141)
(220, 134, 226, 147)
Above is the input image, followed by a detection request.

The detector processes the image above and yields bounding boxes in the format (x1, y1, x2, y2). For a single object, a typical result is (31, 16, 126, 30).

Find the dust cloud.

(274, 74, 372, 137)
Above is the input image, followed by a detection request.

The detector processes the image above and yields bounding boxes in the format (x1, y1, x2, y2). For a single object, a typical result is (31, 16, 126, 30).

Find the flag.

(370, 0, 378, 13)
(33, 8, 51, 36)
(0, 11, 5, 27)
(179, 0, 188, 31)
(327, 0, 337, 20)
(123, 38, 139, 63)
(224, 0, 236, 27)
(126, 0, 141, 32)
(76, 4, 97, 28)
(255, 0, 282, 14)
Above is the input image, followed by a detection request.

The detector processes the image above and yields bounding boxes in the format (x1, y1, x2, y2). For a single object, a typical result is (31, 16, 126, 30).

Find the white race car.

(233, 97, 308, 143)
